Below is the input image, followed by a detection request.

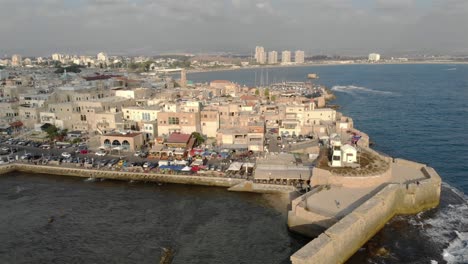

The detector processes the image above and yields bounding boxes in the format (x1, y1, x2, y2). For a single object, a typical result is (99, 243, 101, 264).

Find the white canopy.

(173, 160, 188, 165)
(181, 166, 192, 171)
(227, 162, 243, 171)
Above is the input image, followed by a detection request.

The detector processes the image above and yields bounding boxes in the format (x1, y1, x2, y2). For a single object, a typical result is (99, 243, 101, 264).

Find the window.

(142, 112, 150, 121)
(168, 117, 179, 125)
(333, 156, 341, 161)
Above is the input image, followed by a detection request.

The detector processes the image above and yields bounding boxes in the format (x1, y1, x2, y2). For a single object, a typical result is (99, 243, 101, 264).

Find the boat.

(307, 73, 319, 79)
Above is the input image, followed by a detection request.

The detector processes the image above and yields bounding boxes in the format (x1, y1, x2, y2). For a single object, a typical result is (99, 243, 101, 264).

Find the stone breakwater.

(0, 163, 244, 187)
(0, 163, 294, 194)
(288, 157, 441, 264)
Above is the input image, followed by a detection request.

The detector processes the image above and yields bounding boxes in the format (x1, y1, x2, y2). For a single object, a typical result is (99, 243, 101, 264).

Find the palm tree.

(191, 132, 205, 146)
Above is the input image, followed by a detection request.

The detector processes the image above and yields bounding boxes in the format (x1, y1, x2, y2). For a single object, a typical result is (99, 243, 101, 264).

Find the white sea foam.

(409, 183, 468, 263)
(15, 186, 25, 193)
(331, 85, 395, 95)
(445, 68, 457, 71)
(84, 177, 98, 182)
(442, 231, 468, 263)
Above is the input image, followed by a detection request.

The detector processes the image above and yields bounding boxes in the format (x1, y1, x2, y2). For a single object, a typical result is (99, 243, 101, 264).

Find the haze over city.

(1, 0, 467, 56)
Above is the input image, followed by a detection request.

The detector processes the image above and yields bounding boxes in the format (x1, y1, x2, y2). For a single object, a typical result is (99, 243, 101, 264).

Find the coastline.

(187, 61, 468, 74)
(0, 82, 446, 263)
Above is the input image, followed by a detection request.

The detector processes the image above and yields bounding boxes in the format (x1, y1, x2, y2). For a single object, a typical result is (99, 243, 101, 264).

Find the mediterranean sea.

(188, 64, 468, 263)
(0, 64, 466, 264)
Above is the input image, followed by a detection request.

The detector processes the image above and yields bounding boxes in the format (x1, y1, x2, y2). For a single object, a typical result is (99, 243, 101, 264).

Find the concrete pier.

(288, 156, 441, 264)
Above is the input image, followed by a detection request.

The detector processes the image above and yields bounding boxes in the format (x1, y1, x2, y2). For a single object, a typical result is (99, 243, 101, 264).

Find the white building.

(330, 141, 342, 167)
(255, 46, 266, 64)
(52, 53, 63, 62)
(97, 52, 108, 62)
(295, 50, 305, 64)
(281, 51, 291, 64)
(368, 53, 381, 62)
(268, 51, 278, 64)
(341, 144, 357, 163)
(11, 54, 22, 66)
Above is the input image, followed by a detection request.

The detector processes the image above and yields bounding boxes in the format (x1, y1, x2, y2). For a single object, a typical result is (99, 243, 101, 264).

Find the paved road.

(0, 143, 146, 165)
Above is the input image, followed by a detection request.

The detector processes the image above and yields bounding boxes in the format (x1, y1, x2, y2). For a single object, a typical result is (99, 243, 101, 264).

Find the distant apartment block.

(295, 50, 305, 64)
(52, 53, 63, 62)
(255, 46, 266, 64)
(282, 51, 291, 64)
(268, 51, 278, 64)
(368, 53, 381, 62)
(97, 52, 108, 62)
(11, 54, 22, 67)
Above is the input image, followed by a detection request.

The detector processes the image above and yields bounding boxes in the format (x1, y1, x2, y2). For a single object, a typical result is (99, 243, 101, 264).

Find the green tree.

(264, 88, 270, 97)
(191, 132, 205, 146)
(54, 64, 82, 74)
(45, 125, 59, 140)
(255, 89, 260, 96)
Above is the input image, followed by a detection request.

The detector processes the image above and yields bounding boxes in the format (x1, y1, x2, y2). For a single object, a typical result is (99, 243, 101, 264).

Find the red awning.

(9, 121, 23, 127)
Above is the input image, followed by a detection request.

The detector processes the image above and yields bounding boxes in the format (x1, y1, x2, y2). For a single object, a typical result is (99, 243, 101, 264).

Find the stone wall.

(311, 165, 392, 188)
(290, 165, 441, 264)
(0, 164, 244, 188)
(0, 164, 16, 175)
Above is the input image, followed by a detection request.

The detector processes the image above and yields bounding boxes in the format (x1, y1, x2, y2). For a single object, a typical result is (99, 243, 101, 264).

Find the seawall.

(289, 161, 441, 264)
(0, 163, 245, 188)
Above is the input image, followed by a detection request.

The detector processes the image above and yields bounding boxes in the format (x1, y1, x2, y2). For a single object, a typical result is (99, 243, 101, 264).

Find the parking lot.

(0, 137, 259, 180)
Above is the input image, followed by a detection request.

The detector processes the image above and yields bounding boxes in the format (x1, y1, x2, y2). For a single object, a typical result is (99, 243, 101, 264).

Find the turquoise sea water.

(188, 64, 468, 263)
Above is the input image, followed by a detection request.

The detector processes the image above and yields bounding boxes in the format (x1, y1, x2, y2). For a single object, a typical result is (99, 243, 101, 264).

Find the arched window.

(104, 139, 111, 146)
(122, 140, 130, 150)
(112, 140, 121, 146)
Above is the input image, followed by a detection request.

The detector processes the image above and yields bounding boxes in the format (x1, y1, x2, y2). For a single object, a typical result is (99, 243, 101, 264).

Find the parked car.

(134, 151, 148, 158)
(21, 153, 32, 160)
(117, 159, 125, 167)
(107, 159, 118, 167)
(95, 150, 107, 156)
(61, 152, 72, 158)
(80, 149, 89, 154)
(99, 159, 109, 166)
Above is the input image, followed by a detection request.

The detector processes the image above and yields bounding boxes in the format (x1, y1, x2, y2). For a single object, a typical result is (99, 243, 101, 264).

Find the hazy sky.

(1, 0, 467, 56)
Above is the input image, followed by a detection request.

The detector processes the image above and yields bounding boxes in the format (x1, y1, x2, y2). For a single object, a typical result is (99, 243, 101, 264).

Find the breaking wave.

(331, 85, 396, 96)
(409, 183, 468, 263)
